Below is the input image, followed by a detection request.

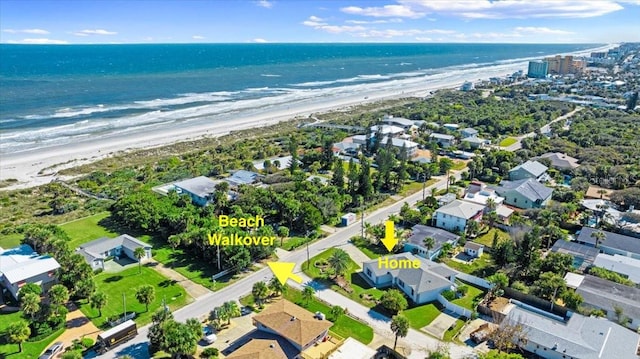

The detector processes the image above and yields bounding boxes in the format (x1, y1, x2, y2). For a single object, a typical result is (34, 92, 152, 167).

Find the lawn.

(499, 137, 518, 147)
(303, 248, 385, 308)
(473, 228, 510, 249)
(441, 253, 498, 278)
(281, 236, 314, 251)
(0, 311, 65, 358)
(79, 266, 191, 327)
(60, 212, 119, 249)
(0, 232, 22, 249)
(451, 281, 486, 310)
(402, 303, 441, 329)
(443, 319, 465, 342)
(350, 237, 387, 259)
(451, 161, 467, 171)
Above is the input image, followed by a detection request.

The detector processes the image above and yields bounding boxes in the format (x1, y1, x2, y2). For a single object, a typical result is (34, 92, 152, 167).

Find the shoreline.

(0, 44, 615, 191)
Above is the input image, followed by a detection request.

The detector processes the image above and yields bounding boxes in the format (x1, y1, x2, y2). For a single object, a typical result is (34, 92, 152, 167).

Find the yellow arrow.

(267, 262, 303, 285)
(380, 220, 398, 252)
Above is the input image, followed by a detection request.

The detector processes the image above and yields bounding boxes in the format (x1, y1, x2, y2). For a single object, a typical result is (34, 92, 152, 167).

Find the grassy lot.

(399, 179, 439, 196)
(402, 303, 441, 329)
(443, 319, 465, 342)
(303, 248, 385, 308)
(451, 161, 467, 171)
(281, 236, 313, 251)
(441, 253, 498, 278)
(473, 228, 510, 249)
(350, 237, 387, 259)
(499, 137, 518, 147)
(0, 232, 22, 249)
(79, 266, 191, 328)
(0, 311, 65, 358)
(60, 212, 118, 249)
(451, 281, 486, 310)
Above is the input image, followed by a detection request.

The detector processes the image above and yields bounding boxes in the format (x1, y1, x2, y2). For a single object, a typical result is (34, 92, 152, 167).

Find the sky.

(1, 0, 639, 44)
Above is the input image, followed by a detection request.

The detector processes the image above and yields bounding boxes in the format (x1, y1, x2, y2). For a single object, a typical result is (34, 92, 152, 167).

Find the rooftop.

(253, 299, 332, 348)
(429, 133, 455, 140)
(226, 339, 287, 359)
(226, 170, 260, 186)
(435, 199, 485, 219)
(576, 275, 640, 324)
(494, 178, 553, 202)
(536, 152, 580, 170)
(550, 240, 599, 270)
(576, 227, 640, 256)
(406, 225, 460, 250)
(509, 160, 548, 177)
(327, 337, 376, 359)
(77, 234, 151, 261)
(0, 244, 61, 284)
(381, 116, 414, 127)
(371, 124, 405, 135)
(363, 253, 456, 291)
(593, 253, 640, 283)
(174, 176, 219, 198)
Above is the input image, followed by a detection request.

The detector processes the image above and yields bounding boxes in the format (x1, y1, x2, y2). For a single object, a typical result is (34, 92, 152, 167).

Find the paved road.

(100, 172, 466, 359)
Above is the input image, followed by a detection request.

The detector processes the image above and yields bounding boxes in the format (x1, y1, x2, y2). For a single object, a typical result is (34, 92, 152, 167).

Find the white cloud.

(302, 15, 327, 27)
(345, 18, 404, 24)
(341, 4, 425, 18)
(415, 37, 433, 41)
(355, 28, 427, 38)
(398, 0, 624, 19)
(256, 0, 273, 8)
(192, 35, 205, 40)
(514, 26, 574, 35)
(74, 29, 117, 36)
(252, 38, 269, 43)
(19, 38, 68, 44)
(2, 28, 50, 34)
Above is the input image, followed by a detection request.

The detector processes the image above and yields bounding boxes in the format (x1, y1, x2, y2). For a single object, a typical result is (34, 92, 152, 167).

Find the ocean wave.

(260, 74, 281, 77)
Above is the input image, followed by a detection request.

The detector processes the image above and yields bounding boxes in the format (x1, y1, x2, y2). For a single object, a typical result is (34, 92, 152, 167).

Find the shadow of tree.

(103, 275, 123, 283)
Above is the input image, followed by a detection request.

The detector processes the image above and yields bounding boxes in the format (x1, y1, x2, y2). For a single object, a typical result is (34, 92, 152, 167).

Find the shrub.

(441, 289, 456, 301)
(201, 348, 219, 358)
(81, 337, 95, 348)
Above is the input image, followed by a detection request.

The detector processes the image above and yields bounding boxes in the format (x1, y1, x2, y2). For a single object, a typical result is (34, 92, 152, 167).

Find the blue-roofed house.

(494, 178, 553, 209)
(509, 160, 549, 181)
(404, 225, 460, 260)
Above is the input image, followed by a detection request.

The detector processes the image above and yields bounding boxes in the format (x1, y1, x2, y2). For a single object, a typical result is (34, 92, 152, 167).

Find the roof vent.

(290, 316, 296, 321)
(270, 344, 275, 348)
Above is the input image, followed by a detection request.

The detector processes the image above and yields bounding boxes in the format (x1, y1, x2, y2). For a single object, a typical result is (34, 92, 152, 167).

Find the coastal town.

(1, 42, 640, 359)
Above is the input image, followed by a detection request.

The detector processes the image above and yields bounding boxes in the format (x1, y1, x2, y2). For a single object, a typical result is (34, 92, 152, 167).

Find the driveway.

(52, 303, 101, 356)
(422, 312, 458, 340)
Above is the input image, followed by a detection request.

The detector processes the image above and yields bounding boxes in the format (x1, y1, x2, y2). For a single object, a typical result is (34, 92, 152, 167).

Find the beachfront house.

(493, 178, 553, 209)
(0, 244, 61, 300)
(76, 234, 152, 270)
(433, 199, 485, 233)
(380, 115, 416, 132)
(404, 225, 460, 260)
(362, 253, 456, 304)
(508, 160, 548, 181)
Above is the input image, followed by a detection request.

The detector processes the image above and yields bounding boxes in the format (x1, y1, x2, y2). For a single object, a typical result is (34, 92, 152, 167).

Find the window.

(514, 198, 517, 203)
(398, 279, 405, 288)
(366, 269, 372, 277)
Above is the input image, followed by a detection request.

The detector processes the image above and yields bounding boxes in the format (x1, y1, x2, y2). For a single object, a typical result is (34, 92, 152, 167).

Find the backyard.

(498, 137, 518, 147)
(402, 303, 441, 330)
(451, 281, 486, 310)
(59, 212, 119, 249)
(0, 311, 65, 358)
(441, 252, 498, 277)
(472, 228, 510, 249)
(79, 266, 190, 327)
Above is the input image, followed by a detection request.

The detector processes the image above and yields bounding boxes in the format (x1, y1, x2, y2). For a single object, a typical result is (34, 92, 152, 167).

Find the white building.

(434, 200, 485, 233)
(0, 244, 61, 300)
(593, 253, 640, 283)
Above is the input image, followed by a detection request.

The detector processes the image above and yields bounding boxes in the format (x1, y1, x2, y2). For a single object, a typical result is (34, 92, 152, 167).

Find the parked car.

(241, 306, 252, 316)
(202, 326, 217, 344)
(39, 342, 64, 359)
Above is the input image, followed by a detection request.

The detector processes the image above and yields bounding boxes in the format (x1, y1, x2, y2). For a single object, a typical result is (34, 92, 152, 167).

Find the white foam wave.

(260, 74, 281, 77)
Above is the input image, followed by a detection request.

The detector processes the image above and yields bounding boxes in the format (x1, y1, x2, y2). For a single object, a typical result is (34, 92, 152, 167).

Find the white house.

(593, 253, 640, 283)
(434, 200, 485, 233)
(362, 253, 456, 304)
(76, 234, 152, 270)
(429, 133, 456, 148)
(464, 242, 484, 258)
(381, 115, 416, 132)
(0, 244, 60, 300)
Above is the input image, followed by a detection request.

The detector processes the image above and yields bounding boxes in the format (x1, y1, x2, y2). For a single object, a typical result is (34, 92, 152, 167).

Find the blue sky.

(1, 0, 639, 44)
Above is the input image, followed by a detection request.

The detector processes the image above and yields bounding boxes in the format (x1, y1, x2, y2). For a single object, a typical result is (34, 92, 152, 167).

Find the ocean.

(0, 43, 599, 154)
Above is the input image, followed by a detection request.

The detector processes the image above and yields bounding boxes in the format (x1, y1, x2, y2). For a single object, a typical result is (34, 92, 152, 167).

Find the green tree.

(134, 247, 146, 274)
(163, 320, 199, 358)
(269, 276, 287, 297)
(540, 252, 573, 275)
(90, 291, 108, 317)
(327, 249, 350, 278)
(479, 350, 525, 359)
(222, 301, 241, 324)
(487, 272, 509, 296)
(380, 289, 408, 314)
(533, 272, 566, 302)
(135, 284, 156, 312)
(329, 305, 345, 321)
(390, 314, 409, 350)
(560, 290, 583, 310)
(422, 237, 435, 252)
(18, 283, 41, 300)
(252, 281, 269, 306)
(590, 230, 606, 248)
(302, 285, 316, 306)
(466, 220, 480, 237)
(61, 351, 83, 359)
(277, 226, 289, 247)
(48, 284, 70, 314)
(20, 292, 40, 320)
(6, 320, 31, 353)
(148, 308, 174, 354)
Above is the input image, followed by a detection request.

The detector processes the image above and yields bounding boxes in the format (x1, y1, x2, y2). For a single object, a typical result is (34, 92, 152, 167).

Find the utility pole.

(421, 172, 427, 202)
(360, 200, 365, 239)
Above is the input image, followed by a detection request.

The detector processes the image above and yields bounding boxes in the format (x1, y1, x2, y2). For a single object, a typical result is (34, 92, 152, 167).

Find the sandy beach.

(0, 44, 614, 190)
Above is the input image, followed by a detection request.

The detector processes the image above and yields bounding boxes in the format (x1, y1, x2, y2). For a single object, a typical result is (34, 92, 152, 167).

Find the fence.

(456, 272, 493, 290)
(436, 294, 473, 318)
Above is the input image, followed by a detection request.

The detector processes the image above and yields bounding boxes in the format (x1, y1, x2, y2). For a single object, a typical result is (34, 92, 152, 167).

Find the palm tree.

(134, 247, 146, 274)
(135, 285, 156, 312)
(422, 237, 435, 255)
(485, 211, 499, 229)
(302, 285, 315, 306)
(591, 230, 606, 248)
(222, 301, 241, 324)
(466, 220, 480, 238)
(269, 276, 287, 297)
(7, 320, 31, 353)
(20, 292, 40, 320)
(327, 249, 350, 278)
(90, 292, 108, 317)
(486, 197, 497, 212)
(252, 281, 269, 306)
(48, 284, 69, 315)
(390, 314, 409, 351)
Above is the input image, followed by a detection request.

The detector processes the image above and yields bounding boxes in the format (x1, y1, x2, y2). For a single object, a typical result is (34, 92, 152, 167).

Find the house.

(225, 170, 260, 187)
(461, 81, 475, 91)
(460, 136, 489, 149)
(379, 137, 419, 157)
(494, 178, 553, 209)
(443, 124, 460, 131)
(433, 200, 485, 233)
(437, 193, 457, 207)
(550, 240, 599, 271)
(76, 235, 152, 270)
(226, 339, 288, 359)
(463, 182, 505, 209)
(328, 337, 376, 359)
(508, 160, 548, 181)
(252, 299, 332, 353)
(464, 242, 484, 258)
(173, 176, 220, 206)
(503, 304, 640, 359)
(576, 274, 640, 330)
(0, 245, 61, 300)
(460, 128, 479, 138)
(362, 253, 456, 304)
(534, 152, 580, 171)
(593, 253, 640, 283)
(576, 227, 640, 260)
(381, 116, 415, 131)
(429, 133, 456, 148)
(404, 225, 460, 260)
(371, 125, 405, 137)
(332, 142, 360, 157)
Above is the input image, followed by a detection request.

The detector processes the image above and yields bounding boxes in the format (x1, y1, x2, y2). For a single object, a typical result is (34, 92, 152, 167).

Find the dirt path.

(151, 262, 211, 299)
(52, 303, 101, 356)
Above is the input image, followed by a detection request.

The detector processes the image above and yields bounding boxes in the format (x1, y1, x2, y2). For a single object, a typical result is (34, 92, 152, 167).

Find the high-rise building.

(527, 60, 548, 78)
(543, 55, 584, 75)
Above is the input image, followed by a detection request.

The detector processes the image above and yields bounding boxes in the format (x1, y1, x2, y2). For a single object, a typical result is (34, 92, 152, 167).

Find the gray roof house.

(550, 240, 599, 270)
(508, 160, 548, 181)
(174, 176, 220, 206)
(225, 170, 261, 187)
(535, 152, 580, 171)
(381, 116, 415, 131)
(504, 305, 640, 359)
(433, 200, 485, 233)
(404, 225, 460, 261)
(494, 178, 553, 209)
(460, 128, 479, 138)
(460, 136, 489, 149)
(362, 253, 456, 304)
(0, 244, 60, 300)
(429, 133, 456, 148)
(576, 227, 640, 260)
(76, 234, 152, 270)
(576, 274, 640, 330)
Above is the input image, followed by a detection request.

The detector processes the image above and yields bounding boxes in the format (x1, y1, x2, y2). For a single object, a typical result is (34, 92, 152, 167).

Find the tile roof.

(495, 178, 553, 202)
(509, 160, 548, 177)
(435, 200, 485, 219)
(576, 227, 640, 256)
(253, 299, 332, 348)
(174, 176, 219, 198)
(77, 234, 151, 261)
(226, 339, 288, 359)
(0, 245, 60, 284)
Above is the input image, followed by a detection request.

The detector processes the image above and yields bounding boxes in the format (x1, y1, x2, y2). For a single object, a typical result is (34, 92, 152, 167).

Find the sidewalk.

(151, 262, 211, 299)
